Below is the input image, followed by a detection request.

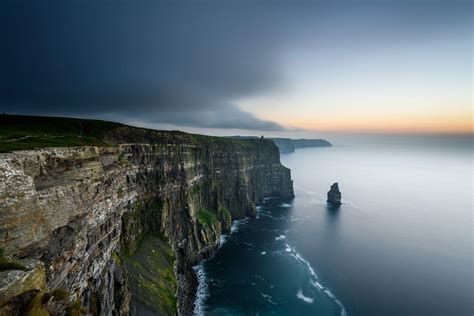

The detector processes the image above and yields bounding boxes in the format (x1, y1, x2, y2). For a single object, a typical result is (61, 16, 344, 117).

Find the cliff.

(292, 138, 331, 149)
(226, 136, 331, 154)
(268, 138, 295, 154)
(0, 115, 294, 315)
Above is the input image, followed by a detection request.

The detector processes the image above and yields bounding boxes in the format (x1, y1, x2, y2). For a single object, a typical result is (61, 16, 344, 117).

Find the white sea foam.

(193, 264, 208, 316)
(263, 196, 277, 201)
(296, 289, 314, 303)
(278, 203, 292, 207)
(231, 217, 248, 233)
(219, 233, 229, 246)
(286, 243, 347, 316)
(275, 234, 286, 241)
(258, 212, 275, 219)
(261, 251, 266, 255)
(261, 292, 278, 305)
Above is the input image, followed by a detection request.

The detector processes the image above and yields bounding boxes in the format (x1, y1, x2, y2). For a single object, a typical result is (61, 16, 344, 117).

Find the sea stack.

(327, 182, 342, 206)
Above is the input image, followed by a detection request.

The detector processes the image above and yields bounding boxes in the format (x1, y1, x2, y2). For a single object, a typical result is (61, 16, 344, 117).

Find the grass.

(0, 114, 276, 153)
(51, 288, 69, 301)
(218, 205, 232, 230)
(0, 248, 26, 271)
(196, 208, 219, 232)
(0, 114, 123, 152)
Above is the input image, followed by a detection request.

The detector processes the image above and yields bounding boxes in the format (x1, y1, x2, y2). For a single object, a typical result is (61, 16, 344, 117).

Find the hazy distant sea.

(195, 135, 473, 316)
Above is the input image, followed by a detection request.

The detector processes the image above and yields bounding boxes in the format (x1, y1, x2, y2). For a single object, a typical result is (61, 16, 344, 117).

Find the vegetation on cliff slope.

(218, 206, 232, 232)
(0, 114, 123, 152)
(196, 208, 219, 233)
(0, 248, 26, 271)
(124, 235, 177, 316)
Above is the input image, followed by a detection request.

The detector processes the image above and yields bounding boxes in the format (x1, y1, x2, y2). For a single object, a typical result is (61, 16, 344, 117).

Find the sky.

(0, 0, 472, 137)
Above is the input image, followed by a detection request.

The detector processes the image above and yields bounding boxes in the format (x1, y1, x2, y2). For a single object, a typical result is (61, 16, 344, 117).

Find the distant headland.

(228, 136, 332, 153)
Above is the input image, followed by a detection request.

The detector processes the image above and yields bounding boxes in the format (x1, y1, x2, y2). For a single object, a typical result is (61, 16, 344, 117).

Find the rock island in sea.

(327, 182, 342, 206)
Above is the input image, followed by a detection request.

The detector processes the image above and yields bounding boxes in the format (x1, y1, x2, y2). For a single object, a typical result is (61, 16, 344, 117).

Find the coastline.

(177, 267, 199, 315)
(188, 198, 347, 316)
(188, 216, 250, 315)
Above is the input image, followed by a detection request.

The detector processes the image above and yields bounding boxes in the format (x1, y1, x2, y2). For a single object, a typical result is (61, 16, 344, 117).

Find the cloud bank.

(0, 1, 289, 130)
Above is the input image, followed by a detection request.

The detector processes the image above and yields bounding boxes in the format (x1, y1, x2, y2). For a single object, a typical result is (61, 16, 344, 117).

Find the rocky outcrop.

(0, 130, 294, 315)
(327, 182, 342, 206)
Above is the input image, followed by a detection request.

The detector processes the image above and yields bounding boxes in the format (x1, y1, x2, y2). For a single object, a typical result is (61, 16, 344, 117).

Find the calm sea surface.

(195, 135, 473, 316)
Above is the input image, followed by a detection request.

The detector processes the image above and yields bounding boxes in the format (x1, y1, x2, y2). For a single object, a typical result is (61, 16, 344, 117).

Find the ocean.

(194, 135, 473, 316)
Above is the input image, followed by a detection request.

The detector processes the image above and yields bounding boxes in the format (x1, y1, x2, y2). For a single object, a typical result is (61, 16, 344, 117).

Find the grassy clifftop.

(0, 114, 277, 153)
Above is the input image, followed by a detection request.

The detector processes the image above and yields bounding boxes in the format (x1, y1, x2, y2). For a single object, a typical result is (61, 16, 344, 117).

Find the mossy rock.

(0, 248, 26, 272)
(218, 206, 232, 232)
(196, 208, 219, 232)
(0, 261, 46, 306)
(124, 235, 177, 316)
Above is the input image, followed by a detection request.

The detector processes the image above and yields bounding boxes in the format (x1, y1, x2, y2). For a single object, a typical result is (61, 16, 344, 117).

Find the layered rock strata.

(0, 130, 294, 315)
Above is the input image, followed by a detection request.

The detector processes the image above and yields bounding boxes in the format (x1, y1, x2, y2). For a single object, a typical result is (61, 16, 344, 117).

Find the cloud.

(142, 106, 287, 131)
(2, 1, 467, 132)
(0, 1, 289, 131)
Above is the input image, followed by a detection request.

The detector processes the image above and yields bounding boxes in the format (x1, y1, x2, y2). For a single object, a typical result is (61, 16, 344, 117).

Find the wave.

(275, 234, 286, 241)
(296, 289, 314, 303)
(263, 196, 277, 201)
(261, 292, 278, 305)
(193, 264, 208, 316)
(220, 217, 249, 246)
(258, 212, 275, 219)
(230, 217, 249, 233)
(219, 234, 228, 246)
(278, 203, 292, 208)
(285, 243, 347, 316)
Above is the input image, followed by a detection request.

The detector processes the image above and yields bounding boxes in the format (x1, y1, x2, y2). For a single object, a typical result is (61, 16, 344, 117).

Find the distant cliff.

(228, 136, 332, 154)
(269, 138, 295, 154)
(292, 138, 332, 149)
(0, 115, 294, 315)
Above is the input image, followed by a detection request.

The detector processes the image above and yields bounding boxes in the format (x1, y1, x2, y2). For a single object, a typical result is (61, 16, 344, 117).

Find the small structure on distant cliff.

(327, 183, 342, 206)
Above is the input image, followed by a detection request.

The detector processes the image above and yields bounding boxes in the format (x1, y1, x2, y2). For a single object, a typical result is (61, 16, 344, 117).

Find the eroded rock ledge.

(0, 132, 294, 315)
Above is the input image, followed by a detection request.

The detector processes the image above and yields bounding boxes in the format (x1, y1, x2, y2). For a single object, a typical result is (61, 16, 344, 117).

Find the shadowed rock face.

(327, 183, 342, 206)
(0, 132, 294, 315)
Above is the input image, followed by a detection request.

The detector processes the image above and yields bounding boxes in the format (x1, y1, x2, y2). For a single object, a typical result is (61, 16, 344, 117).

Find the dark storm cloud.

(0, 1, 288, 130)
(1, 0, 470, 131)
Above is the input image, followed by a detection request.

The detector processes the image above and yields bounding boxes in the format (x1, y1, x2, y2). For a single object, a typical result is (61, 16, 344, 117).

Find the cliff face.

(268, 138, 295, 154)
(0, 133, 294, 315)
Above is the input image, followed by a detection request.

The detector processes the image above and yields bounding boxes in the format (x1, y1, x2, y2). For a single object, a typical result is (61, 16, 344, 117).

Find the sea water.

(196, 135, 473, 315)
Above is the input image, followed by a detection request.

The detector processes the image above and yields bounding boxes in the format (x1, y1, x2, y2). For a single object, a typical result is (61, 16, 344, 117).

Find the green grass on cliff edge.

(0, 114, 276, 152)
(0, 114, 123, 152)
